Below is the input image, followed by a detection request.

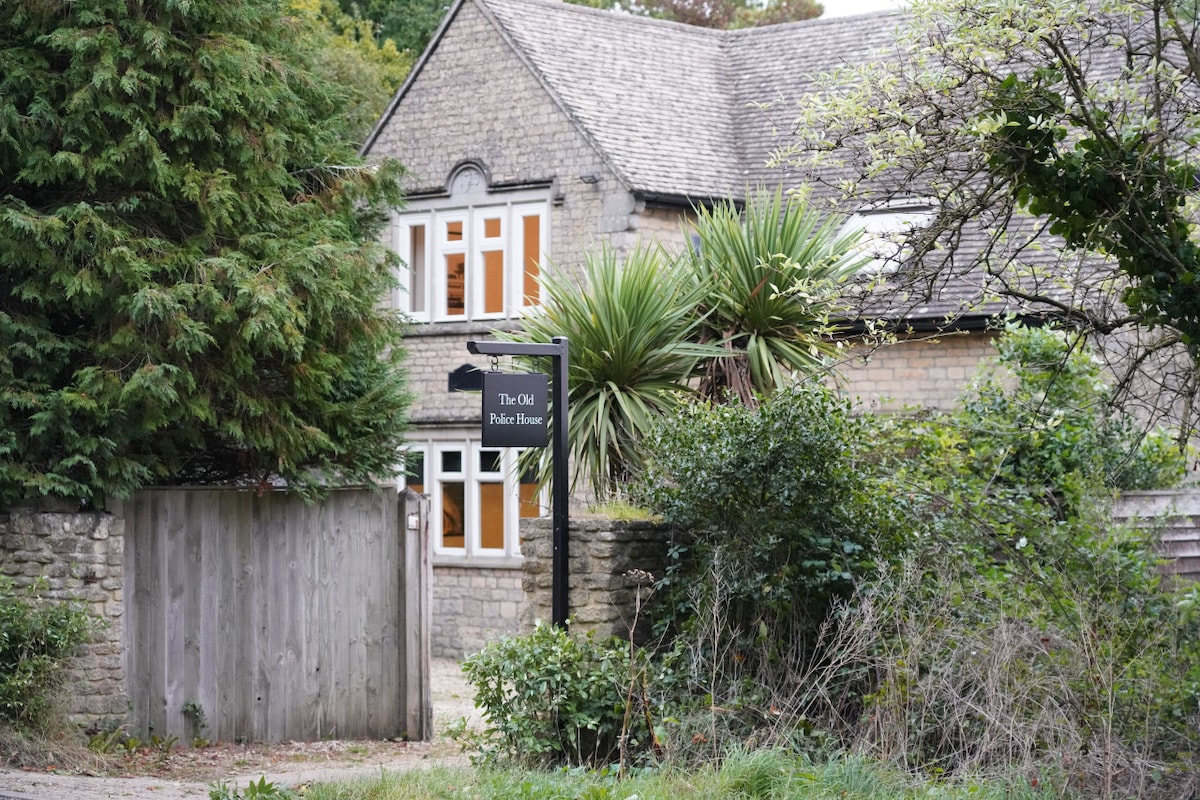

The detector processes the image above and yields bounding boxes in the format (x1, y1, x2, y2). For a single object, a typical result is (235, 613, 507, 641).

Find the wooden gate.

(120, 487, 430, 743)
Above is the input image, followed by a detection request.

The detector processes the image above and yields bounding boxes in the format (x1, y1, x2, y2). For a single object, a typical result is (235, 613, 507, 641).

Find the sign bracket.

(467, 336, 570, 627)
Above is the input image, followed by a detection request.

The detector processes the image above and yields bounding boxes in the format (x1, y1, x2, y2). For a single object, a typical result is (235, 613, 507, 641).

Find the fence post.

(401, 488, 433, 740)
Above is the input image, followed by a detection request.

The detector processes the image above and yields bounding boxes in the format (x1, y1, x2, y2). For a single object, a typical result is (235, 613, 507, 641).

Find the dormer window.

(842, 198, 937, 275)
(391, 166, 549, 322)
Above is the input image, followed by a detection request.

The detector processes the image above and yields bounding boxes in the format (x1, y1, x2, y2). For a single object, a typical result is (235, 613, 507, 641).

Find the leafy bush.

(461, 622, 653, 768)
(632, 386, 904, 741)
(845, 326, 1200, 796)
(209, 776, 297, 799)
(0, 578, 96, 730)
(619, 325, 1197, 790)
(850, 520, 1200, 798)
(956, 323, 1185, 510)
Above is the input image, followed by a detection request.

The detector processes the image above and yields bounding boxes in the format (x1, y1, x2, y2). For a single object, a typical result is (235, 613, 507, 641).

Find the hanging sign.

(481, 372, 549, 447)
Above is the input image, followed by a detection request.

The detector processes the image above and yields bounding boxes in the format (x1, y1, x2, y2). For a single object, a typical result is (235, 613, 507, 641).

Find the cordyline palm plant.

(500, 243, 724, 498)
(684, 188, 867, 405)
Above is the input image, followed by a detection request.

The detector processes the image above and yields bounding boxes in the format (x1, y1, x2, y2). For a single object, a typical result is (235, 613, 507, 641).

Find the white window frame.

(841, 198, 938, 275)
(391, 186, 549, 323)
(401, 439, 542, 561)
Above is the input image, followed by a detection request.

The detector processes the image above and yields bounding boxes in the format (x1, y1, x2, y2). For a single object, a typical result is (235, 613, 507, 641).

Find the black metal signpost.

(467, 336, 570, 627)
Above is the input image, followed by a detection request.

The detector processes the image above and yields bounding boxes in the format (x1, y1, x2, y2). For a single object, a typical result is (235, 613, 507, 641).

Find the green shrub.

(848, 325, 1200, 795)
(957, 323, 1185, 510)
(851, 519, 1200, 797)
(209, 776, 297, 799)
(0, 577, 96, 730)
(461, 622, 652, 768)
(499, 242, 722, 497)
(637, 385, 901, 622)
(631, 386, 905, 745)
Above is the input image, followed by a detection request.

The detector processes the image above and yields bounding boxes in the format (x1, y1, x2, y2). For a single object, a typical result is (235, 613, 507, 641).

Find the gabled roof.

(360, 0, 1060, 325)
(362, 0, 905, 204)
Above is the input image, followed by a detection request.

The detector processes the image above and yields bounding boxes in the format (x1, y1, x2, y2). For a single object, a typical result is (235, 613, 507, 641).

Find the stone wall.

(520, 516, 678, 642)
(431, 563, 523, 659)
(0, 505, 126, 730)
(836, 330, 1000, 413)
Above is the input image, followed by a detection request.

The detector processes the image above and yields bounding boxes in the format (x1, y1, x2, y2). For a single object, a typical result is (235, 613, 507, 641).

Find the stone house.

(360, 0, 1009, 656)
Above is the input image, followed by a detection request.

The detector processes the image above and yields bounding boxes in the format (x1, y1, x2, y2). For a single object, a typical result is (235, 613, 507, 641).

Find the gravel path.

(0, 659, 481, 800)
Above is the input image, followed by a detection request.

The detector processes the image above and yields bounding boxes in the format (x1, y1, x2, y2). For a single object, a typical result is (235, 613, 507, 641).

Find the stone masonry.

(431, 564, 523, 659)
(366, 0, 690, 424)
(837, 330, 1000, 412)
(0, 505, 127, 730)
(520, 516, 679, 643)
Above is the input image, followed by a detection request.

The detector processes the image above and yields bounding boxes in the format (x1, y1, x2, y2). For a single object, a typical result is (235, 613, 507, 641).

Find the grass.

(583, 498, 660, 522)
(301, 751, 1054, 800)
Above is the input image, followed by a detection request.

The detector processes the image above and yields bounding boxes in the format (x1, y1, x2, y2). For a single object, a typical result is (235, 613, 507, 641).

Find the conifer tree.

(0, 0, 411, 506)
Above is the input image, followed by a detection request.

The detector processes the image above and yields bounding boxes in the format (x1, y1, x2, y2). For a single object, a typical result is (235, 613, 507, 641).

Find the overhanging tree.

(0, 0, 411, 506)
(294, 0, 412, 145)
(780, 0, 1200, 433)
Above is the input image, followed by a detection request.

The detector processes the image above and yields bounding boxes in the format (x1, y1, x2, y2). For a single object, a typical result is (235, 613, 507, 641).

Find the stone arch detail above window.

(447, 162, 490, 200)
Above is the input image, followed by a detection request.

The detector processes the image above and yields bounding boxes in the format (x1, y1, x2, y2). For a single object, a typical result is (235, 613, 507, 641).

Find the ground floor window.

(402, 439, 542, 560)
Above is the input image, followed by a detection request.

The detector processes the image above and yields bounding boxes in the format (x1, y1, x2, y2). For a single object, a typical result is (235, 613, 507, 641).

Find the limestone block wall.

(836, 330, 999, 412)
(431, 564, 523, 659)
(520, 516, 678, 642)
(0, 507, 126, 730)
(405, 324, 491, 425)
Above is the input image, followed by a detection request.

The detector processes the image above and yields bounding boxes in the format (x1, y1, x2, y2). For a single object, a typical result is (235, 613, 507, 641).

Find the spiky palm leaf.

(500, 243, 724, 497)
(685, 187, 867, 404)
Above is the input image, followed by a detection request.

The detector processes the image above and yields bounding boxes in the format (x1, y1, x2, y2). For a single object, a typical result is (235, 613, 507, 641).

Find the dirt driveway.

(0, 659, 482, 800)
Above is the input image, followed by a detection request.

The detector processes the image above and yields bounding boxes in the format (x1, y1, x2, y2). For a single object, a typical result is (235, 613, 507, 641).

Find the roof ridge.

(476, 0, 728, 37)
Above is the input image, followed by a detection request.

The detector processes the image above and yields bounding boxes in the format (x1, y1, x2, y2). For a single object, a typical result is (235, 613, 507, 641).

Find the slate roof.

(364, 0, 906, 204)
(361, 0, 1092, 324)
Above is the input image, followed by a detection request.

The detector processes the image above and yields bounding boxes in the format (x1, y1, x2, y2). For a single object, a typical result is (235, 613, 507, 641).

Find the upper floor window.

(842, 198, 937, 275)
(391, 167, 548, 322)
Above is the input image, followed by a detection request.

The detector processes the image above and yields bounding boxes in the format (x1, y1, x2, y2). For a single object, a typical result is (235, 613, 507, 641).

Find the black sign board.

(481, 372, 549, 447)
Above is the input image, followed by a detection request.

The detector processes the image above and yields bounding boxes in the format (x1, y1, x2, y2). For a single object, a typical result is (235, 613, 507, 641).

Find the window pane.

(409, 224, 426, 314)
(479, 482, 505, 549)
(445, 253, 465, 316)
(441, 481, 465, 548)
(483, 250, 504, 314)
(522, 214, 540, 306)
(405, 451, 425, 493)
(441, 450, 462, 473)
(446, 220, 463, 242)
(484, 217, 501, 238)
(519, 483, 540, 519)
(479, 449, 502, 472)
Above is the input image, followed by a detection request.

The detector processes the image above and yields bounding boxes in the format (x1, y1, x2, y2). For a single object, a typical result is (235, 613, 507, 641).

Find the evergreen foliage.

(0, 578, 95, 730)
(956, 324, 1186, 509)
(0, 0, 411, 506)
(500, 243, 723, 496)
(684, 188, 866, 404)
(294, 0, 412, 145)
(634, 385, 904, 702)
(339, 0, 451, 56)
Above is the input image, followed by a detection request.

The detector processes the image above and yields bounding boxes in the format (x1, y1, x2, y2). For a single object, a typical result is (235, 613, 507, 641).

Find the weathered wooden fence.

(118, 487, 430, 744)
(1115, 489, 1200, 581)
